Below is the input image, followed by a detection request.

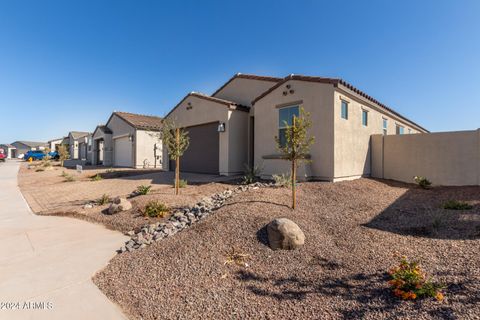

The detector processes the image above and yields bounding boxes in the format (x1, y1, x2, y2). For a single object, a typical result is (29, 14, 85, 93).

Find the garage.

(114, 136, 133, 167)
(170, 122, 219, 174)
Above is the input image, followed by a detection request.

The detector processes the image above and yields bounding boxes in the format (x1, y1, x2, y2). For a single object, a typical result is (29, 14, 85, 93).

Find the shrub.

(90, 174, 103, 181)
(388, 255, 445, 301)
(443, 200, 473, 210)
(242, 164, 262, 185)
(60, 170, 68, 177)
(172, 179, 187, 188)
(272, 173, 291, 188)
(136, 185, 152, 195)
(41, 158, 52, 168)
(224, 247, 250, 267)
(97, 194, 111, 205)
(64, 173, 75, 182)
(144, 201, 169, 218)
(414, 176, 432, 189)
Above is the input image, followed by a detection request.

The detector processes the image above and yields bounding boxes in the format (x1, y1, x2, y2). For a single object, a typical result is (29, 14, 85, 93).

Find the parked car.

(48, 151, 60, 160)
(0, 149, 5, 162)
(24, 150, 46, 161)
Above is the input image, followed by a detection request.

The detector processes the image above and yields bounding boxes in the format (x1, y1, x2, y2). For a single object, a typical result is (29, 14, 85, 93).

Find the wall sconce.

(128, 134, 134, 142)
(217, 122, 226, 132)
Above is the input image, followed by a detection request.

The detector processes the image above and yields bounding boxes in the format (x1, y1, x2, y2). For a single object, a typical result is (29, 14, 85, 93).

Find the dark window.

(278, 105, 299, 147)
(341, 101, 348, 119)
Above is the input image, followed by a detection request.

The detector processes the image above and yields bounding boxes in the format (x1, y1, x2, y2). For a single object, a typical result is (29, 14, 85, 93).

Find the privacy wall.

(371, 130, 480, 186)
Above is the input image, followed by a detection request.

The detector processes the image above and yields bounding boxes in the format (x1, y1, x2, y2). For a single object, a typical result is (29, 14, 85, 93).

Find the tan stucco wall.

(135, 130, 163, 169)
(166, 95, 248, 175)
(371, 130, 480, 186)
(213, 78, 278, 107)
(253, 80, 335, 180)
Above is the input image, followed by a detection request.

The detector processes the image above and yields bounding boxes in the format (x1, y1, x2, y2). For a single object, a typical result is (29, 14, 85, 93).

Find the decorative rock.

(267, 218, 305, 250)
(83, 203, 94, 209)
(108, 197, 132, 214)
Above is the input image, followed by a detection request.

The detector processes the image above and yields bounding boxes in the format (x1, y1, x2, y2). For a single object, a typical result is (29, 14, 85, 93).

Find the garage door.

(170, 122, 219, 174)
(114, 136, 133, 167)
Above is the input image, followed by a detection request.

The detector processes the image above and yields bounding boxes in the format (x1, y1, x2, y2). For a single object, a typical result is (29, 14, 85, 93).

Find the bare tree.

(58, 144, 70, 166)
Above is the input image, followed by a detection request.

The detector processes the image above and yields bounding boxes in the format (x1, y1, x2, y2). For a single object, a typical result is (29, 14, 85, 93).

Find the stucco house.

(67, 131, 93, 163)
(163, 73, 427, 181)
(11, 141, 47, 158)
(0, 144, 17, 158)
(92, 112, 163, 168)
(47, 137, 65, 151)
(164, 74, 281, 175)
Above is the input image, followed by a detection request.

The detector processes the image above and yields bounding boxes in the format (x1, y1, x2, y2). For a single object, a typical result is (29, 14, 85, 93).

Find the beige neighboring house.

(0, 144, 17, 158)
(92, 112, 163, 168)
(11, 141, 47, 158)
(47, 137, 65, 151)
(68, 131, 93, 162)
(164, 74, 281, 175)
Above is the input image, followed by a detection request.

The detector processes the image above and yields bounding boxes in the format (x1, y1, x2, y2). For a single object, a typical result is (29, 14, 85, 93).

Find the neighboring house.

(92, 112, 163, 168)
(0, 144, 17, 158)
(251, 74, 428, 181)
(163, 73, 427, 180)
(47, 137, 65, 151)
(67, 131, 92, 162)
(164, 74, 281, 175)
(11, 141, 47, 158)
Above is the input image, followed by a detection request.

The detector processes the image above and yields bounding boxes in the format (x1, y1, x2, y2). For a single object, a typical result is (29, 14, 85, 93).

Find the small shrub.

(60, 170, 68, 177)
(97, 194, 111, 205)
(272, 173, 291, 188)
(41, 158, 52, 168)
(173, 179, 188, 188)
(64, 173, 75, 182)
(144, 201, 169, 218)
(443, 200, 473, 210)
(224, 247, 250, 267)
(388, 255, 445, 301)
(90, 174, 103, 181)
(136, 185, 152, 195)
(242, 164, 262, 184)
(414, 176, 432, 189)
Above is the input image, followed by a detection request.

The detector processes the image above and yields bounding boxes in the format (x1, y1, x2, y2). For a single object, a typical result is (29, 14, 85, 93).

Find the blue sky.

(0, 0, 479, 142)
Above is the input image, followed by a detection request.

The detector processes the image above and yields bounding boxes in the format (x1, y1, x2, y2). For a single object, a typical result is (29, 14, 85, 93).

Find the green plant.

(144, 201, 169, 218)
(388, 255, 445, 301)
(414, 176, 432, 189)
(443, 200, 473, 210)
(242, 164, 262, 184)
(272, 173, 291, 188)
(90, 174, 103, 181)
(172, 179, 187, 188)
(275, 107, 315, 209)
(41, 158, 52, 168)
(136, 185, 152, 195)
(97, 194, 111, 205)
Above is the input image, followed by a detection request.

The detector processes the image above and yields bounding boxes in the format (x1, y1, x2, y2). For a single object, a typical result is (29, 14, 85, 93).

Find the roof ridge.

(212, 73, 282, 97)
(114, 110, 163, 119)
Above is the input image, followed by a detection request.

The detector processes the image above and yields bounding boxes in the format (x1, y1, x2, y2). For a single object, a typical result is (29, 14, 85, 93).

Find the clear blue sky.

(1, 0, 479, 143)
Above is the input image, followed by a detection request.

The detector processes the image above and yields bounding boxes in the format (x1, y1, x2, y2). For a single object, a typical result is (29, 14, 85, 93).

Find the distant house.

(11, 141, 47, 158)
(67, 131, 92, 162)
(92, 112, 163, 168)
(47, 137, 65, 151)
(0, 144, 17, 158)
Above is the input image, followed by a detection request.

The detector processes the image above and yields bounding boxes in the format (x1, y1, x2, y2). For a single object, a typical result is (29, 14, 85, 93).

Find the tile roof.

(69, 131, 91, 140)
(212, 73, 282, 97)
(13, 141, 47, 148)
(114, 111, 163, 131)
(252, 74, 428, 132)
(0, 144, 15, 148)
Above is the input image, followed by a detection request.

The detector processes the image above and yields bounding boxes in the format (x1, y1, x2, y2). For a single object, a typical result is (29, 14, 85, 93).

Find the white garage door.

(114, 136, 133, 167)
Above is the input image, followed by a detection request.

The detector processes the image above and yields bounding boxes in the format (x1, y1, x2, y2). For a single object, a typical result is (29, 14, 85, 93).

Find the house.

(67, 131, 92, 161)
(92, 112, 163, 168)
(164, 74, 281, 175)
(47, 137, 65, 151)
(164, 73, 427, 181)
(0, 144, 17, 158)
(11, 141, 47, 158)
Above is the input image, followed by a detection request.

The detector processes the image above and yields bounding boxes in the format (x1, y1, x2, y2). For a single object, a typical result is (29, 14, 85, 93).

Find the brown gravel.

(93, 179, 480, 319)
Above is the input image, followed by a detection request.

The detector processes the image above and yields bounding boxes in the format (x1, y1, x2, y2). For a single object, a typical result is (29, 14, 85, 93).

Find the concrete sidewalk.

(0, 161, 128, 320)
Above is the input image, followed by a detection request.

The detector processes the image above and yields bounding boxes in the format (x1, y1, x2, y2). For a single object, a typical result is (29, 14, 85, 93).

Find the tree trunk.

(175, 128, 180, 195)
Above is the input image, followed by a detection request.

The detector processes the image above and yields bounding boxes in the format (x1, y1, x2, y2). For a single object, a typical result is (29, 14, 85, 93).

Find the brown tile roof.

(164, 92, 249, 119)
(114, 111, 163, 131)
(252, 74, 428, 132)
(212, 73, 282, 97)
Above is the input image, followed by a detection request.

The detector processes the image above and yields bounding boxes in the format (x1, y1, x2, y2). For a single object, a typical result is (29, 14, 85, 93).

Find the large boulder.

(267, 218, 305, 250)
(108, 197, 132, 214)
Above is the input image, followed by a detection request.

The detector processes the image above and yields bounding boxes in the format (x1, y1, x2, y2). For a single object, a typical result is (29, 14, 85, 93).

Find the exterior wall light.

(129, 134, 134, 142)
(217, 122, 226, 132)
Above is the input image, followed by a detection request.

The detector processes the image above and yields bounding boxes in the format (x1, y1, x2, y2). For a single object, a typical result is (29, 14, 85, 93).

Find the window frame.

(278, 105, 300, 147)
(361, 108, 369, 127)
(341, 100, 349, 120)
(396, 124, 404, 135)
(382, 118, 388, 135)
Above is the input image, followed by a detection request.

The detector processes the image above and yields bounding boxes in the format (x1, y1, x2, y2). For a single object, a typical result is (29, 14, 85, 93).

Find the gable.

(106, 114, 136, 138)
(166, 95, 229, 128)
(213, 77, 280, 107)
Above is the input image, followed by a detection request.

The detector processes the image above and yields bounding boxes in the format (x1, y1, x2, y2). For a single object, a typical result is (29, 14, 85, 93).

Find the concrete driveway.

(0, 161, 128, 319)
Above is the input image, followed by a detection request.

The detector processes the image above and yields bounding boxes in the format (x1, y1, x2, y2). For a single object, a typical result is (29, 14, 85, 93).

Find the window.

(396, 124, 404, 135)
(382, 118, 388, 135)
(278, 105, 300, 147)
(408, 128, 412, 134)
(362, 109, 368, 126)
(341, 100, 348, 119)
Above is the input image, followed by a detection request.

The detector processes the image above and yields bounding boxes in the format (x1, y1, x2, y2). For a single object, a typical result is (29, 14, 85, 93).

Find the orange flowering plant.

(388, 255, 445, 301)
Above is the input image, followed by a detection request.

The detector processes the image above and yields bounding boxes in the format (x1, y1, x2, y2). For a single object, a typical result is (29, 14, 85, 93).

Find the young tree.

(275, 107, 315, 209)
(162, 119, 190, 195)
(58, 144, 70, 166)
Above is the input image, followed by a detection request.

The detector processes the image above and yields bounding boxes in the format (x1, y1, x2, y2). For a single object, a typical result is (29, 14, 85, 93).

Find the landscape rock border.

(118, 182, 274, 253)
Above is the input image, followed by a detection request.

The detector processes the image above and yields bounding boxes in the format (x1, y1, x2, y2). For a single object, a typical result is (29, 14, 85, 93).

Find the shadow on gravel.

(364, 183, 480, 240)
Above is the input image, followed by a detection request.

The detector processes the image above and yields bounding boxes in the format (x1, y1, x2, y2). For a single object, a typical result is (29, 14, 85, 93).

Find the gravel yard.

(93, 179, 480, 319)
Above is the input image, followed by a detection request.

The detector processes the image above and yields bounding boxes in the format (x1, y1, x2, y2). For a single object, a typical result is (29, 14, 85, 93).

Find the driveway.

(0, 161, 128, 319)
